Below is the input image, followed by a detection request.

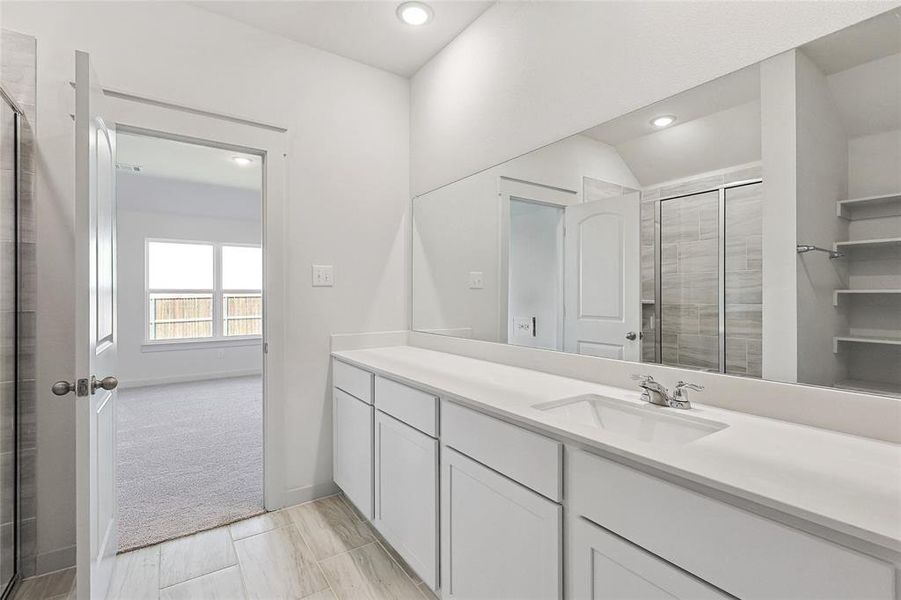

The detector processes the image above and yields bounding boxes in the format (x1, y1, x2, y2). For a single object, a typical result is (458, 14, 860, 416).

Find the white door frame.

(497, 177, 576, 347)
(105, 96, 288, 510)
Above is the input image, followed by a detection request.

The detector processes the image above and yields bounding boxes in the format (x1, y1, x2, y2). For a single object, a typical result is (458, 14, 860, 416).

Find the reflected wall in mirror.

(412, 9, 901, 398)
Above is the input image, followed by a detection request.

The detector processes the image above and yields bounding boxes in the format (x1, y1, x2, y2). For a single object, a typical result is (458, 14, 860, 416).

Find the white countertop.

(332, 345, 901, 558)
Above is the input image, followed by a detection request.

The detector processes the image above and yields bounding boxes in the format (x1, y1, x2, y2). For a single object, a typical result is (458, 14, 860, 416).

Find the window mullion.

(213, 243, 223, 338)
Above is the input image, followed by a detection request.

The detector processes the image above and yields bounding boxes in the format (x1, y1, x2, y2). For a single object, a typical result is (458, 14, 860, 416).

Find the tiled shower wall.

(640, 166, 763, 377)
(2, 28, 37, 577)
(723, 181, 763, 377)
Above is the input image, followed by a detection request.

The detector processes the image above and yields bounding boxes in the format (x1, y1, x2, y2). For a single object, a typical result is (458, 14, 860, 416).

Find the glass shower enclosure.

(647, 178, 764, 377)
(0, 87, 21, 596)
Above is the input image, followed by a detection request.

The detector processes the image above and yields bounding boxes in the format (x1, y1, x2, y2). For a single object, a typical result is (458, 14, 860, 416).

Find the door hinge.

(263, 342, 269, 354)
(76, 378, 90, 397)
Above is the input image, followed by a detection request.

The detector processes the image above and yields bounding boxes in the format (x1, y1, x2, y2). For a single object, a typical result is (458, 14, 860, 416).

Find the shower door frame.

(0, 85, 23, 600)
(653, 177, 763, 373)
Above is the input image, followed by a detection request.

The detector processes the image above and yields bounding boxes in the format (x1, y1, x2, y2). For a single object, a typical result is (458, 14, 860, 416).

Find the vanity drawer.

(442, 401, 562, 501)
(375, 376, 438, 436)
(568, 450, 894, 600)
(333, 359, 373, 404)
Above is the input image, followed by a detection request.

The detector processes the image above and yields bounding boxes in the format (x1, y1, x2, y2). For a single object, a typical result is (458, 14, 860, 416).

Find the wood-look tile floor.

(15, 495, 438, 600)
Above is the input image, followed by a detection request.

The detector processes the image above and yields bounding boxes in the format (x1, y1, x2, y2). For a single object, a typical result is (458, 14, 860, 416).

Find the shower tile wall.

(641, 165, 763, 377)
(640, 192, 656, 363)
(724, 182, 763, 377)
(2, 28, 37, 577)
(660, 190, 720, 371)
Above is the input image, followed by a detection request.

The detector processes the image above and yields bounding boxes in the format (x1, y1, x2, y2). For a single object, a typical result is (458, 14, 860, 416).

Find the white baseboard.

(35, 545, 76, 575)
(280, 481, 339, 509)
(119, 369, 262, 390)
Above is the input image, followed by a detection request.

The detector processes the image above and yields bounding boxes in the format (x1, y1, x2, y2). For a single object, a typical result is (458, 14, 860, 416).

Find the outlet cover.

(312, 265, 334, 287)
(468, 271, 484, 289)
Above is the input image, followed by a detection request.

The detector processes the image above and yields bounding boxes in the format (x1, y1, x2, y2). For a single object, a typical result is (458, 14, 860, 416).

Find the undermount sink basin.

(533, 394, 727, 445)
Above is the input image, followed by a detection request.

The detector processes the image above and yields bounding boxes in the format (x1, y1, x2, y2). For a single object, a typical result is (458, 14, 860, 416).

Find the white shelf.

(833, 237, 901, 254)
(833, 289, 901, 306)
(833, 335, 901, 353)
(835, 379, 901, 398)
(837, 192, 901, 219)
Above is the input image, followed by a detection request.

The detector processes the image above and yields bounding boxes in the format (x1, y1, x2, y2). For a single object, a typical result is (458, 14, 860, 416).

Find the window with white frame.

(146, 240, 262, 342)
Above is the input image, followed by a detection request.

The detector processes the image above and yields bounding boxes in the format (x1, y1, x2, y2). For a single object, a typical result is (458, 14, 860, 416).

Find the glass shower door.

(0, 98, 18, 594)
(659, 190, 721, 372)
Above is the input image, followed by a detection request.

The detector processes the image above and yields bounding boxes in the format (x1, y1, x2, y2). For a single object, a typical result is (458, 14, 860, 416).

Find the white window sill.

(141, 337, 262, 353)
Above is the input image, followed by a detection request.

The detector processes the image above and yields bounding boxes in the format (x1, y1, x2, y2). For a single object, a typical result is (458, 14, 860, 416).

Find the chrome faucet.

(631, 375, 703, 410)
(631, 374, 671, 407)
(671, 380, 704, 410)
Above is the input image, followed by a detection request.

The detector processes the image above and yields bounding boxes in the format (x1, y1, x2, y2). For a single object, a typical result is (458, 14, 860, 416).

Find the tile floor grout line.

(157, 562, 239, 591)
(228, 514, 294, 543)
(297, 525, 338, 600)
(229, 537, 252, 600)
(373, 539, 426, 592)
(335, 493, 426, 591)
(315, 540, 379, 565)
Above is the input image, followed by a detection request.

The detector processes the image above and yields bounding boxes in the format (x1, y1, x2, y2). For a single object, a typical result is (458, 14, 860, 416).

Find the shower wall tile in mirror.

(1, 28, 38, 581)
(412, 9, 900, 398)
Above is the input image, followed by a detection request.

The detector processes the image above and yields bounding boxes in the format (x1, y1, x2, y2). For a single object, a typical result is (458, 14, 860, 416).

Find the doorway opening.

(114, 132, 264, 551)
(507, 198, 564, 351)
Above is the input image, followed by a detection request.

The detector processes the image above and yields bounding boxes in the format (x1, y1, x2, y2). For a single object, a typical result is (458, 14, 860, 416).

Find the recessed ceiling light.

(232, 156, 253, 166)
(651, 115, 677, 128)
(397, 1, 433, 26)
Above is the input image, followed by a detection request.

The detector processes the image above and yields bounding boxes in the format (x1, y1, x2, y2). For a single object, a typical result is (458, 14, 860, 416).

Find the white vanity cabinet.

(372, 376, 439, 591)
(441, 401, 563, 600)
(331, 356, 896, 600)
(568, 449, 895, 600)
(569, 516, 729, 600)
(332, 361, 374, 518)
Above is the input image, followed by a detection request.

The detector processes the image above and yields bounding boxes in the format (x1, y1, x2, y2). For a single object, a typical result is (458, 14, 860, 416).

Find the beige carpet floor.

(116, 375, 263, 551)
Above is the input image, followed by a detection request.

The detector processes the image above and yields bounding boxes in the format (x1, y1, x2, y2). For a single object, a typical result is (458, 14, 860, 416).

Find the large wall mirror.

(412, 10, 901, 397)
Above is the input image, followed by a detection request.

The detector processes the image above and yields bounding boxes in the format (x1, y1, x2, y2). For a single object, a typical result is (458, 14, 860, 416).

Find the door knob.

(625, 331, 637, 341)
(51, 381, 75, 396)
(91, 376, 119, 393)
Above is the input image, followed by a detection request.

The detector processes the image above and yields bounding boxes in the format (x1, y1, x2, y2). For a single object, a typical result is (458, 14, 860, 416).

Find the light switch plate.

(312, 264, 334, 287)
(468, 271, 484, 289)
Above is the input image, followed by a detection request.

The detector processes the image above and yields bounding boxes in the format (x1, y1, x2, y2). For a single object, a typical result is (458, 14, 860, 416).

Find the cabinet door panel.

(569, 517, 729, 600)
(442, 447, 561, 600)
(374, 411, 438, 590)
(333, 388, 373, 518)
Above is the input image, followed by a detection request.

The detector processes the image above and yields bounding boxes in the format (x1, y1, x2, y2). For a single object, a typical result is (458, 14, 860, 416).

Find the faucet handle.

(631, 374, 655, 384)
(675, 381, 704, 393)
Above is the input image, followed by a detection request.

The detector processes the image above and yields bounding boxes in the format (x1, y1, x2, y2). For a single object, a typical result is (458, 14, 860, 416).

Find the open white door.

(563, 192, 641, 361)
(73, 50, 118, 600)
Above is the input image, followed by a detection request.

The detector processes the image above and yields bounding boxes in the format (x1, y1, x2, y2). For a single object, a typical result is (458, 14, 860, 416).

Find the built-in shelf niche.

(833, 289, 901, 306)
(833, 236, 901, 253)
(836, 192, 901, 220)
(832, 335, 901, 353)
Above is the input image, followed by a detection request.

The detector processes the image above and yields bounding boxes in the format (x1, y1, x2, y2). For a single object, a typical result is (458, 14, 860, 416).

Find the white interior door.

(564, 192, 641, 361)
(74, 50, 119, 600)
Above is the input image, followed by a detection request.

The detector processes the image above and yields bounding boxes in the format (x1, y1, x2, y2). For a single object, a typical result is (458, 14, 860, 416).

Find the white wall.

(760, 52, 799, 383)
(117, 173, 263, 388)
(616, 101, 761, 187)
(412, 134, 637, 342)
(411, 1, 900, 195)
(5, 1, 409, 572)
(848, 129, 901, 197)
(794, 50, 850, 388)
